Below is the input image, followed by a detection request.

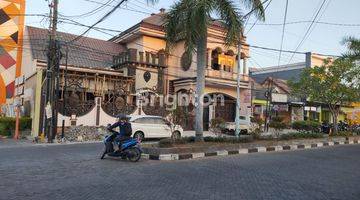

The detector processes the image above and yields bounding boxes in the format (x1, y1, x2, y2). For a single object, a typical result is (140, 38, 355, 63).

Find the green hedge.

(159, 137, 195, 148)
(291, 120, 320, 133)
(0, 117, 32, 136)
(280, 132, 324, 140)
(332, 131, 355, 137)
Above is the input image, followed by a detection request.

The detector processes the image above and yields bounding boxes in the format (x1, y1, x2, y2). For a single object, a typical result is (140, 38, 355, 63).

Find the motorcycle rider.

(321, 121, 330, 134)
(107, 114, 132, 152)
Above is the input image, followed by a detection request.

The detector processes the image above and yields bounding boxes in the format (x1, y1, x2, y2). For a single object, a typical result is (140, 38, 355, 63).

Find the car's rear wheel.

(171, 131, 181, 140)
(133, 131, 144, 141)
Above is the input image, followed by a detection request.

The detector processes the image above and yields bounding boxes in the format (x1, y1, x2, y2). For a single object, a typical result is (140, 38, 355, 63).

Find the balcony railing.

(113, 48, 166, 68)
(205, 68, 249, 82)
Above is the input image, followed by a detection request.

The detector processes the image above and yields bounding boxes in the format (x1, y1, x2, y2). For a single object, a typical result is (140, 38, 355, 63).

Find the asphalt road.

(0, 143, 359, 200)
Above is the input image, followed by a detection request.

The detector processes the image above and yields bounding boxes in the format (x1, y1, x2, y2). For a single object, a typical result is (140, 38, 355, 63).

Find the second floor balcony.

(206, 51, 249, 82)
(113, 47, 249, 82)
(205, 68, 249, 82)
(113, 48, 167, 69)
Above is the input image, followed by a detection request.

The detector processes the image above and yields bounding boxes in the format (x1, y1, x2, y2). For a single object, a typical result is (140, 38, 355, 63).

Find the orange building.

(0, 0, 25, 106)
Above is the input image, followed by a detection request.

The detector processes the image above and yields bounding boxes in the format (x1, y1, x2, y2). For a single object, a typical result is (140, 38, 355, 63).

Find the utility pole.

(61, 46, 68, 140)
(264, 78, 273, 132)
(235, 34, 243, 137)
(44, 0, 59, 143)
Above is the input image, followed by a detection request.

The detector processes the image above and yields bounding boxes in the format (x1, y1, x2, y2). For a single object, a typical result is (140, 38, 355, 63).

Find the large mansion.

(9, 10, 252, 137)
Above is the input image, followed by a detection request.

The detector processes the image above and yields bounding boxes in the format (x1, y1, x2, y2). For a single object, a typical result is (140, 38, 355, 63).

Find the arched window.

(211, 47, 222, 70)
(224, 50, 235, 72)
(225, 50, 234, 56)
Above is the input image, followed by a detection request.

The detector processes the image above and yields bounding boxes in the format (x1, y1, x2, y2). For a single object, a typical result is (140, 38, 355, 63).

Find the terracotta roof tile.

(27, 26, 126, 69)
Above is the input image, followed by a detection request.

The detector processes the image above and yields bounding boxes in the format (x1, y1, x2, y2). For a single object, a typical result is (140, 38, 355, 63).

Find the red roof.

(27, 26, 126, 69)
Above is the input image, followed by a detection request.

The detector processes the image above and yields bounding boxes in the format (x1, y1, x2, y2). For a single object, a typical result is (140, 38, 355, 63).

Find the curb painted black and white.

(141, 139, 359, 161)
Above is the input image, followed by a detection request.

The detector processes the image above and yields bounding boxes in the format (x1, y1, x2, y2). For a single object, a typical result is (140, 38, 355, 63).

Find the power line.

(296, 0, 332, 57)
(59, 18, 122, 33)
(132, 0, 157, 11)
(247, 20, 360, 27)
(277, 0, 289, 66)
(12, 2, 339, 70)
(6, 13, 48, 17)
(242, 0, 269, 20)
(245, 0, 273, 35)
(127, 1, 156, 13)
(287, 0, 327, 63)
(11, 11, 360, 27)
(82, 0, 152, 15)
(207, 39, 306, 55)
(69, 0, 127, 43)
(59, 0, 116, 18)
(12, 12, 360, 27)
(9, 25, 340, 62)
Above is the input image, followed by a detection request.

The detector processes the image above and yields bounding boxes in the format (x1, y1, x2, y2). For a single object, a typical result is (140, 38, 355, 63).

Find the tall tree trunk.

(331, 107, 339, 135)
(195, 33, 207, 142)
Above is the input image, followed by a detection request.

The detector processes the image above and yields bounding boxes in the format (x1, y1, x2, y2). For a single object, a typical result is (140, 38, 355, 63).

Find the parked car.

(222, 116, 250, 135)
(129, 115, 183, 140)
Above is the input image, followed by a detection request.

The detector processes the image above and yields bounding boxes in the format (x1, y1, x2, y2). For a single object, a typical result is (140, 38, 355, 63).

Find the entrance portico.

(173, 77, 251, 130)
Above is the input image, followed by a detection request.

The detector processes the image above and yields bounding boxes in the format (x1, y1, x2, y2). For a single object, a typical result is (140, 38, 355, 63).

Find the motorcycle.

(321, 122, 330, 134)
(100, 134, 142, 162)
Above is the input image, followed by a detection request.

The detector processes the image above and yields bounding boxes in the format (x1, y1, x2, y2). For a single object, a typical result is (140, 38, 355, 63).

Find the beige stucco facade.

(111, 12, 253, 129)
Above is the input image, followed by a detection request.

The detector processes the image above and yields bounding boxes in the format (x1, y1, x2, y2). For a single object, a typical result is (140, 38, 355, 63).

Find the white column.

(219, 53, 224, 71)
(207, 49, 212, 69)
(243, 57, 248, 75)
(236, 56, 243, 74)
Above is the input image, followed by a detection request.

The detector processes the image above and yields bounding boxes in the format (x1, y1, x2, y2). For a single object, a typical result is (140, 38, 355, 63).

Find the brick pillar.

(145, 52, 150, 63)
(128, 48, 137, 62)
(158, 52, 166, 66)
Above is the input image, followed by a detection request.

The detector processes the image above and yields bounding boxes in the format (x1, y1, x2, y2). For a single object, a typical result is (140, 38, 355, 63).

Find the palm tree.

(164, 0, 265, 141)
(342, 36, 360, 60)
(146, 0, 158, 4)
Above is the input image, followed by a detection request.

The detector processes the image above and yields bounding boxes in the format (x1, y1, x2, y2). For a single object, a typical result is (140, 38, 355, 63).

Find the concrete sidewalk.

(0, 138, 35, 149)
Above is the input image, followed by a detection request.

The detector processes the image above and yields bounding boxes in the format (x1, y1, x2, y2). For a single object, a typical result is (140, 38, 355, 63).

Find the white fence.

(57, 97, 142, 127)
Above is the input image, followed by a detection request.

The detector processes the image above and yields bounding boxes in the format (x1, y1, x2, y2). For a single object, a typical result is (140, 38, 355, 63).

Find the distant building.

(250, 53, 328, 83)
(250, 54, 357, 123)
(251, 77, 303, 124)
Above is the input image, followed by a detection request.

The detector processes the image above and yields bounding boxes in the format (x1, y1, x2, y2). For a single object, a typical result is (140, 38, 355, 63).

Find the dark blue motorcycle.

(100, 135, 142, 162)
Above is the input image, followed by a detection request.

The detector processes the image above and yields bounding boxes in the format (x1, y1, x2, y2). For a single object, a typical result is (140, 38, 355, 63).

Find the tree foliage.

(289, 58, 360, 133)
(342, 36, 360, 60)
(164, 0, 264, 55)
(166, 106, 186, 140)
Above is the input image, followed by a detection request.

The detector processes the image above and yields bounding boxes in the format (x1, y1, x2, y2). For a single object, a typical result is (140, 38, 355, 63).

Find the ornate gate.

(58, 75, 95, 117)
(101, 87, 136, 117)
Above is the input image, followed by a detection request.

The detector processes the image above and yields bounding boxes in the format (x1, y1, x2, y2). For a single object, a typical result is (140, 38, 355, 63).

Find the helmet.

(116, 114, 128, 120)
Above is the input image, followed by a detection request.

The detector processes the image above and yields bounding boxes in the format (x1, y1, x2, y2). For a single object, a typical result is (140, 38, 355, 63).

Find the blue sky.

(25, 0, 360, 68)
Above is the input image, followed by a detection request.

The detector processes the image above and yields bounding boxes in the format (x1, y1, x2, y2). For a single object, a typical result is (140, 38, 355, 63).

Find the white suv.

(129, 115, 183, 140)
